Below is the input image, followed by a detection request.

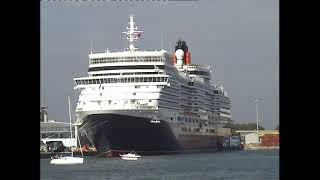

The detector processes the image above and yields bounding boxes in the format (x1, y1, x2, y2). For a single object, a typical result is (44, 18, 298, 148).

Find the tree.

(231, 128, 240, 136)
(233, 123, 265, 131)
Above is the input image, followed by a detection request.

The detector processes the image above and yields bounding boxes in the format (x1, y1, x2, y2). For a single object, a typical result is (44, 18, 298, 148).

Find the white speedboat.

(150, 116, 161, 124)
(119, 152, 142, 160)
(150, 119, 161, 124)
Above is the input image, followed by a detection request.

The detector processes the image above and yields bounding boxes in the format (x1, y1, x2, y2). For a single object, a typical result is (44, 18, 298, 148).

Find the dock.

(244, 145, 279, 150)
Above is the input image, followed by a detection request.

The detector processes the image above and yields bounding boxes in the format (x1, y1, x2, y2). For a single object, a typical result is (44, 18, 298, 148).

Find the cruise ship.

(73, 15, 233, 157)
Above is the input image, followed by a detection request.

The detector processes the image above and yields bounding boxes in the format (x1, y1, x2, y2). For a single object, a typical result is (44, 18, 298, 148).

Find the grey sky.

(41, 0, 279, 129)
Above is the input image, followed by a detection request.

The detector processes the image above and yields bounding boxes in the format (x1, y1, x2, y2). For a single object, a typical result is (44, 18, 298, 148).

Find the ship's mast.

(122, 15, 143, 51)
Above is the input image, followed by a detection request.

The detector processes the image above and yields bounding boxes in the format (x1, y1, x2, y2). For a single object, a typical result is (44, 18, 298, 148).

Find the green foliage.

(231, 129, 240, 136)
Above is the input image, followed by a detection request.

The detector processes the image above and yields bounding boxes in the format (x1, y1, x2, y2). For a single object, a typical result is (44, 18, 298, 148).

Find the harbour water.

(40, 150, 279, 180)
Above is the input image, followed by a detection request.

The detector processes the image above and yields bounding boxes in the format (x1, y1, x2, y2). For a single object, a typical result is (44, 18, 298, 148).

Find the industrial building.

(40, 106, 77, 151)
(40, 120, 75, 139)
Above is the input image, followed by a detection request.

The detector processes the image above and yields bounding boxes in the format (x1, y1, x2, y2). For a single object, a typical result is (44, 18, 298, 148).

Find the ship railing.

(74, 75, 169, 87)
(179, 129, 215, 136)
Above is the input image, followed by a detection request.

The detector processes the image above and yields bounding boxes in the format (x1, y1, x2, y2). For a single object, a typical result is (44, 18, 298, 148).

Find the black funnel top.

(175, 40, 188, 52)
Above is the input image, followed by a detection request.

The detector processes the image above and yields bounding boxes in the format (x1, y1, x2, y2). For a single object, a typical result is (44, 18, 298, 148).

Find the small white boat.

(150, 119, 161, 124)
(119, 152, 142, 160)
(150, 116, 161, 124)
(50, 96, 84, 165)
(50, 154, 84, 165)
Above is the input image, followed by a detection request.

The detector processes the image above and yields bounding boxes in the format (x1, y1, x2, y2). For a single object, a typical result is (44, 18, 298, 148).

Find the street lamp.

(255, 98, 262, 133)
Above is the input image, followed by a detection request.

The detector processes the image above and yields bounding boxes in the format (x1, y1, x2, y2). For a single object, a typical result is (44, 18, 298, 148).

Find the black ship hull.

(80, 114, 221, 157)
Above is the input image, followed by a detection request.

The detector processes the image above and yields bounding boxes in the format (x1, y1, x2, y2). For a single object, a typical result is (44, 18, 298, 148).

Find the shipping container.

(261, 134, 279, 146)
(245, 133, 259, 144)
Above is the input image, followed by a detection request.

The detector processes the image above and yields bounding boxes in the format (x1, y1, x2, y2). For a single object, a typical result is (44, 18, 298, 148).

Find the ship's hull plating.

(80, 113, 221, 157)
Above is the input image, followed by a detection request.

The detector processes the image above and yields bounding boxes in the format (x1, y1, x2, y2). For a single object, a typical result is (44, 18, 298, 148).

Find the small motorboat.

(119, 151, 142, 160)
(150, 116, 161, 124)
(150, 119, 161, 124)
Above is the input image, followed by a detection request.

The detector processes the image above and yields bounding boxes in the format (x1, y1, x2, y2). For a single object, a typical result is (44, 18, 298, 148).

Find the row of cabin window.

(180, 103, 229, 112)
(176, 117, 219, 125)
(188, 70, 211, 77)
(181, 85, 227, 97)
(174, 76, 212, 90)
(79, 99, 154, 105)
(181, 128, 216, 133)
(91, 72, 164, 76)
(161, 86, 178, 94)
(75, 77, 168, 85)
(90, 56, 164, 64)
(159, 93, 178, 100)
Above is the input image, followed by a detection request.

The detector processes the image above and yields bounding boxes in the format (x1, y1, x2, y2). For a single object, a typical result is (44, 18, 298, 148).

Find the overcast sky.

(41, 0, 279, 129)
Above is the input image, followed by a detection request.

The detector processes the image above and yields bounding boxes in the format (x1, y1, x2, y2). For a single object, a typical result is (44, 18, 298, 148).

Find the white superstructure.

(73, 15, 233, 138)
